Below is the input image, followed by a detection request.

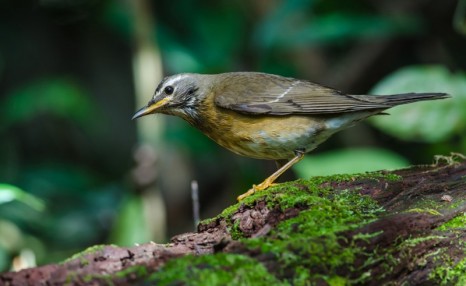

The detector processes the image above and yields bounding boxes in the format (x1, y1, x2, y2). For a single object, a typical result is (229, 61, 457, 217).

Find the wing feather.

(213, 72, 390, 115)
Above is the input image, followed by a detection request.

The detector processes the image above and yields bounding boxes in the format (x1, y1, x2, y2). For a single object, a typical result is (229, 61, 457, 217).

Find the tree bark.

(1, 156, 466, 285)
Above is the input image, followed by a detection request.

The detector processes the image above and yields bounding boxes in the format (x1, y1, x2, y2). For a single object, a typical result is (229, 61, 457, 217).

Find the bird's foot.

(237, 181, 277, 201)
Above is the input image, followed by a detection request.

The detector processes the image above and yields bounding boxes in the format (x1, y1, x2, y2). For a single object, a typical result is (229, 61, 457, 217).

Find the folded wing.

(214, 73, 392, 115)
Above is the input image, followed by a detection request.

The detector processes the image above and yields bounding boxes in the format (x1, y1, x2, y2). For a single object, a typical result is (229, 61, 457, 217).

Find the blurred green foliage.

(110, 194, 152, 246)
(295, 148, 409, 177)
(370, 65, 466, 143)
(0, 0, 465, 273)
(0, 78, 97, 131)
(0, 184, 44, 211)
(0, 185, 44, 270)
(454, 0, 466, 35)
(255, 3, 421, 49)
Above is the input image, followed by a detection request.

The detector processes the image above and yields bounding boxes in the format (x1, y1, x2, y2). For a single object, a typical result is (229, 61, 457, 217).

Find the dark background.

(0, 0, 465, 271)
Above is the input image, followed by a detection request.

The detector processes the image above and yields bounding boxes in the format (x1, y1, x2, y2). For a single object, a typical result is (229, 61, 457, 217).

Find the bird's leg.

(275, 159, 288, 169)
(237, 150, 305, 201)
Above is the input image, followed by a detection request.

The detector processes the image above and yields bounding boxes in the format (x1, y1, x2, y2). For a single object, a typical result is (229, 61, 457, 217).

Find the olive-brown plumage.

(133, 72, 449, 200)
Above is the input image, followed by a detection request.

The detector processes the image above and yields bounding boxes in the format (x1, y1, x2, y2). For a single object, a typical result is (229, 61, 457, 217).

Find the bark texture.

(1, 157, 466, 285)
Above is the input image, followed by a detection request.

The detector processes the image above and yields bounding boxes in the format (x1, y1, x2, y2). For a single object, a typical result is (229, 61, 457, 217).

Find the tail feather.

(378, 92, 450, 106)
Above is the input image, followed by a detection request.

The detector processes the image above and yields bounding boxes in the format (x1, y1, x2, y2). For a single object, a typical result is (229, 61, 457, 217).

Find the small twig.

(191, 180, 200, 230)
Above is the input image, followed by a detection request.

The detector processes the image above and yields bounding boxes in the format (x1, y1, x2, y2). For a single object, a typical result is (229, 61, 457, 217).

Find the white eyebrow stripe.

(164, 74, 189, 87)
(269, 80, 300, 103)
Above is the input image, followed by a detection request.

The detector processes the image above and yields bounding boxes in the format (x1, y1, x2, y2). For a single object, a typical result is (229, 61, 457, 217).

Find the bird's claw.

(237, 181, 277, 201)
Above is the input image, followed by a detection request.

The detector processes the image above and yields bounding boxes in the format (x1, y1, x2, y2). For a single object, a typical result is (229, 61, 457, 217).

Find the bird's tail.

(378, 92, 450, 106)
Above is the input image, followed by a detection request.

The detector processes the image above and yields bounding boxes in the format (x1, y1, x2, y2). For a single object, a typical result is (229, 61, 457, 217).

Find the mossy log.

(1, 156, 466, 285)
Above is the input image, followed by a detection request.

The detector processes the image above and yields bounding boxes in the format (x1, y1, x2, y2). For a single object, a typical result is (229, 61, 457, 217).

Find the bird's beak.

(132, 97, 171, 120)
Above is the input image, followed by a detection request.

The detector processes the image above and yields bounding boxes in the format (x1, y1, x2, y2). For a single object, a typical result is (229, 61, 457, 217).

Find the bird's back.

(212, 72, 448, 116)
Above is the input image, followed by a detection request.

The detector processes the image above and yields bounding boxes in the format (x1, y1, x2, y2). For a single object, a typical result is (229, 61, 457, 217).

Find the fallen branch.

(2, 157, 466, 285)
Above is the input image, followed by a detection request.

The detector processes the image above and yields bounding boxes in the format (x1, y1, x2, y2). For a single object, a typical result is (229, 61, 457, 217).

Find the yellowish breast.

(191, 94, 330, 160)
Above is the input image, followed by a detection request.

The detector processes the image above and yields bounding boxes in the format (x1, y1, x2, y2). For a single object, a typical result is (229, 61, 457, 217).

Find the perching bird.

(132, 72, 449, 200)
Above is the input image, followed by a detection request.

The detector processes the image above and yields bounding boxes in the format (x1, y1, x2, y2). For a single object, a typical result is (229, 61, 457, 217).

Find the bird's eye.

(164, 86, 174, 95)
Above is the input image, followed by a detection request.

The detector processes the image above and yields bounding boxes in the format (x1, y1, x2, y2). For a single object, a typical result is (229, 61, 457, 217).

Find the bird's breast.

(191, 102, 332, 160)
(183, 93, 375, 160)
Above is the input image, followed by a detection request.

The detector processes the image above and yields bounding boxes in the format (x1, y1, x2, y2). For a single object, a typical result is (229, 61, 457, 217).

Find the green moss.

(229, 217, 243, 239)
(409, 198, 440, 211)
(62, 244, 109, 264)
(81, 273, 114, 285)
(398, 235, 446, 249)
(448, 198, 466, 210)
(201, 171, 392, 235)
(326, 275, 349, 286)
(189, 172, 393, 285)
(430, 257, 466, 285)
(61, 245, 147, 285)
(380, 173, 403, 182)
(352, 230, 383, 242)
(408, 196, 466, 213)
(58, 168, 463, 285)
(200, 170, 398, 228)
(76, 265, 148, 285)
(396, 230, 466, 286)
(406, 208, 442, 216)
(242, 185, 383, 284)
(437, 214, 466, 231)
(148, 253, 284, 286)
(326, 171, 402, 183)
(195, 171, 396, 284)
(115, 265, 148, 279)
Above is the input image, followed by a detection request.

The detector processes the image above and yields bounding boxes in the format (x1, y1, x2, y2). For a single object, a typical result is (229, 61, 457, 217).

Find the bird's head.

(132, 74, 210, 122)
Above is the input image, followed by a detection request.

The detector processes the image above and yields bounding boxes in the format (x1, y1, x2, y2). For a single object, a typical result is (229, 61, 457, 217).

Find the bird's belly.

(196, 104, 373, 161)
(208, 115, 330, 160)
(241, 128, 322, 160)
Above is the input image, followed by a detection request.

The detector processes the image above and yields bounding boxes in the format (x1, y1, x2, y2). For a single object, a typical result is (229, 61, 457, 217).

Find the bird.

(132, 72, 449, 201)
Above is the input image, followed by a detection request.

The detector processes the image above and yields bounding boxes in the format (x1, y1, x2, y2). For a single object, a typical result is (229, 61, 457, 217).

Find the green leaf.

(370, 66, 466, 142)
(0, 184, 45, 211)
(1, 78, 97, 130)
(293, 148, 409, 177)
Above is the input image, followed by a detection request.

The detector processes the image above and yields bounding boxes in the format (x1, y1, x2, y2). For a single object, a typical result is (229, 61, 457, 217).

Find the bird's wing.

(214, 73, 390, 115)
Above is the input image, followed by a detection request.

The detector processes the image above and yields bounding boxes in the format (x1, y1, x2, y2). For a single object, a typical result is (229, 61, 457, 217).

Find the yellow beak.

(132, 97, 171, 120)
